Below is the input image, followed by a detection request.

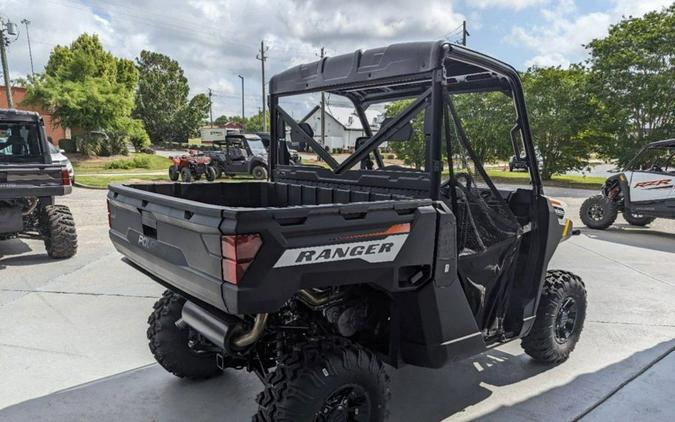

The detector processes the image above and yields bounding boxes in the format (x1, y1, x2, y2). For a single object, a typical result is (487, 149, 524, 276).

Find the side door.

(627, 146, 675, 203)
(225, 142, 248, 174)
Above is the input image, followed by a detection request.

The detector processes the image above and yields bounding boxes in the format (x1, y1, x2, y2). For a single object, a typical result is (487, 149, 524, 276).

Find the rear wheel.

(252, 165, 268, 180)
(147, 290, 222, 380)
(41, 205, 77, 259)
(622, 210, 655, 226)
(254, 338, 389, 422)
(205, 165, 217, 182)
(168, 165, 179, 181)
(522, 270, 586, 363)
(180, 167, 192, 182)
(580, 195, 617, 230)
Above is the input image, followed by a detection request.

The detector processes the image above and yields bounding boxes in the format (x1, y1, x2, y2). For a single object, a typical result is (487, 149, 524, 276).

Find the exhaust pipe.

(179, 301, 268, 350)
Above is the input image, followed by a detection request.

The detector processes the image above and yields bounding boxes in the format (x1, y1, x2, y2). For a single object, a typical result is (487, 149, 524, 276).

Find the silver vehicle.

(48, 142, 75, 182)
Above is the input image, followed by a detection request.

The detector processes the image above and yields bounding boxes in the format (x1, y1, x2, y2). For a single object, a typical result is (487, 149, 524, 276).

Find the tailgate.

(107, 185, 228, 311)
(0, 163, 70, 199)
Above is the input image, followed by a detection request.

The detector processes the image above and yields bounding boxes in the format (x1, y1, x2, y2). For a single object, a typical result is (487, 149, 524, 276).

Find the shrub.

(104, 155, 152, 170)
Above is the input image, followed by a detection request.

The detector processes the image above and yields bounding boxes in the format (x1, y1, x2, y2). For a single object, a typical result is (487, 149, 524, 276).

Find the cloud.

(508, 0, 672, 68)
(1, 0, 466, 118)
(471, 0, 547, 10)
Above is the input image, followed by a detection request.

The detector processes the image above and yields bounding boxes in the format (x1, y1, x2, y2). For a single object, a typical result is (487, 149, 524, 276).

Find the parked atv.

(1, 109, 78, 258)
(580, 139, 675, 229)
(109, 41, 586, 421)
(204, 134, 269, 180)
(168, 152, 216, 183)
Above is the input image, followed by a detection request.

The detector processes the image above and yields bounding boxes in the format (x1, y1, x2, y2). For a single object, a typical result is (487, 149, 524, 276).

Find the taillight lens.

(62, 168, 71, 186)
(221, 234, 262, 284)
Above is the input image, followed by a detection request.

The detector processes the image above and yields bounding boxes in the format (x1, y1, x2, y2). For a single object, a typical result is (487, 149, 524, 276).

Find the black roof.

(0, 108, 41, 122)
(648, 138, 675, 148)
(269, 41, 520, 104)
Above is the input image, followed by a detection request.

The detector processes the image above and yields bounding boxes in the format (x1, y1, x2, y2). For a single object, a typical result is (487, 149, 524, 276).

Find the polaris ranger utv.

(108, 41, 586, 421)
(581, 139, 675, 229)
(0, 109, 77, 258)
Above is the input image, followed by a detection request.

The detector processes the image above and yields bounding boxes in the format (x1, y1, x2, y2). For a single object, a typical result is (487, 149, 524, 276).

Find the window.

(0, 121, 44, 162)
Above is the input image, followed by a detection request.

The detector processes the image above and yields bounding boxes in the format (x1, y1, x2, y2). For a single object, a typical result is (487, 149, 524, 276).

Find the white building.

(299, 105, 382, 151)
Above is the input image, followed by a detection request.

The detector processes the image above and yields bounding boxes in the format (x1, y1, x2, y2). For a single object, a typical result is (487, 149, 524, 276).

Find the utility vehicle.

(0, 109, 78, 258)
(108, 41, 586, 421)
(581, 139, 675, 229)
(204, 134, 269, 180)
(168, 152, 216, 182)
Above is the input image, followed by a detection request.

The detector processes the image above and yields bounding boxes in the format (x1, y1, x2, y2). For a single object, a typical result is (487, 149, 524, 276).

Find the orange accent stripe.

(339, 223, 411, 240)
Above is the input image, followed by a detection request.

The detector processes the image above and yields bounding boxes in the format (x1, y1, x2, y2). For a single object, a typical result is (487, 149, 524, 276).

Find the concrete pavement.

(0, 186, 673, 421)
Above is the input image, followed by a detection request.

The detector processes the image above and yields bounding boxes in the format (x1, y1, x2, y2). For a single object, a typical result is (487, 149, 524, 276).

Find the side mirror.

(59, 149, 65, 154)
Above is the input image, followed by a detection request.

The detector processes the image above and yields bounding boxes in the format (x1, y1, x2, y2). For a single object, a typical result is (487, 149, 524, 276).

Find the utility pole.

(256, 40, 269, 132)
(0, 17, 15, 108)
(237, 75, 245, 119)
(208, 88, 213, 127)
(461, 20, 470, 46)
(319, 47, 326, 147)
(21, 19, 34, 76)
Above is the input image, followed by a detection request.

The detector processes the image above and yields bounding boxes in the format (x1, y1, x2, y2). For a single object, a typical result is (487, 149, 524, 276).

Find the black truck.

(108, 41, 585, 421)
(0, 109, 77, 258)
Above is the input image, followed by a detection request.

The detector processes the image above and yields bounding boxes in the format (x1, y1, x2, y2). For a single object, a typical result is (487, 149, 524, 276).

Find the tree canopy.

(24, 34, 138, 133)
(134, 50, 209, 144)
(586, 5, 675, 165)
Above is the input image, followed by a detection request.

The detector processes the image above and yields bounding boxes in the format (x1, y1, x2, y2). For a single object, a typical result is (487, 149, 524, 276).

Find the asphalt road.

(0, 186, 673, 421)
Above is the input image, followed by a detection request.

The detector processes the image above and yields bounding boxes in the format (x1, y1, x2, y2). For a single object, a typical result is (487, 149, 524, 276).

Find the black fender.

(247, 158, 268, 174)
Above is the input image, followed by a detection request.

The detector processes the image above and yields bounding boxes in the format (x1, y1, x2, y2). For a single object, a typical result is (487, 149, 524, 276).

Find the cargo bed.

(108, 181, 444, 314)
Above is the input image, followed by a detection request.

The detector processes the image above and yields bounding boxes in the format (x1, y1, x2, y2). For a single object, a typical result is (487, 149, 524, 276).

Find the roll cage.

(268, 41, 542, 201)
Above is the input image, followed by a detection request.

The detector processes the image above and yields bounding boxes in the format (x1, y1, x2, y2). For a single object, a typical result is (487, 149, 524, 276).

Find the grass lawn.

(75, 174, 169, 189)
(486, 169, 605, 189)
(72, 153, 172, 174)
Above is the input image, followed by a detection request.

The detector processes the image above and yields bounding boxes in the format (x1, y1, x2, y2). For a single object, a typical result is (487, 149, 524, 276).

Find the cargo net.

(452, 175, 520, 255)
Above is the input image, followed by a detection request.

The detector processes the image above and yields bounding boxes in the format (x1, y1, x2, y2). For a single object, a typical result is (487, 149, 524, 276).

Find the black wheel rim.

(587, 203, 605, 222)
(554, 297, 578, 344)
(315, 384, 371, 422)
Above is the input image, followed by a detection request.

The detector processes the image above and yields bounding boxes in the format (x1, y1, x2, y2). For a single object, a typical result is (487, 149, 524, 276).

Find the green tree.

(452, 92, 514, 171)
(586, 5, 675, 165)
(134, 50, 209, 144)
(384, 100, 426, 170)
(523, 66, 600, 179)
(23, 34, 142, 155)
(246, 110, 269, 133)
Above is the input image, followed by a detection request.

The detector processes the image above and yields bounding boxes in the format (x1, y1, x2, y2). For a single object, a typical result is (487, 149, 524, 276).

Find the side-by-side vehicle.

(108, 41, 586, 421)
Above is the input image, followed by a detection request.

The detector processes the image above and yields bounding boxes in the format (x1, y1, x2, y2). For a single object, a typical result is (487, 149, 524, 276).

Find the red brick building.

(0, 86, 67, 145)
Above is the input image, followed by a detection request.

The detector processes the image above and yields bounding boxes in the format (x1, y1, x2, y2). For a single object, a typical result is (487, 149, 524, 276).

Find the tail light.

(221, 234, 263, 285)
(61, 168, 71, 186)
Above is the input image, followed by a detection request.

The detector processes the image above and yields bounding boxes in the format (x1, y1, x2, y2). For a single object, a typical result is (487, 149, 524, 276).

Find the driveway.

(0, 186, 673, 421)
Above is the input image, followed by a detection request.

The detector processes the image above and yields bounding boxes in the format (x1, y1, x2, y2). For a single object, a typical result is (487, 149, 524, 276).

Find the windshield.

(247, 139, 267, 156)
(0, 121, 44, 163)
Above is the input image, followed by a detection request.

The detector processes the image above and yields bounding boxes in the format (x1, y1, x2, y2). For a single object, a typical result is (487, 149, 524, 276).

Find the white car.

(48, 142, 75, 182)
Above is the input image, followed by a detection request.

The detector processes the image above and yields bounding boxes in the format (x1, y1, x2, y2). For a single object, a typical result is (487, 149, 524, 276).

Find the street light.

(237, 75, 245, 119)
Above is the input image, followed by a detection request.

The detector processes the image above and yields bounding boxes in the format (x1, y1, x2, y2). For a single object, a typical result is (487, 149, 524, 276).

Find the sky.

(0, 0, 671, 119)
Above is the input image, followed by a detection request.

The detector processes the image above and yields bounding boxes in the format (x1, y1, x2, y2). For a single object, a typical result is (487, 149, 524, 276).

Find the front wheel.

(622, 210, 655, 226)
(180, 167, 193, 183)
(580, 194, 617, 230)
(168, 165, 179, 181)
(41, 205, 78, 259)
(252, 165, 268, 180)
(254, 338, 390, 422)
(147, 291, 222, 380)
(522, 270, 587, 363)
